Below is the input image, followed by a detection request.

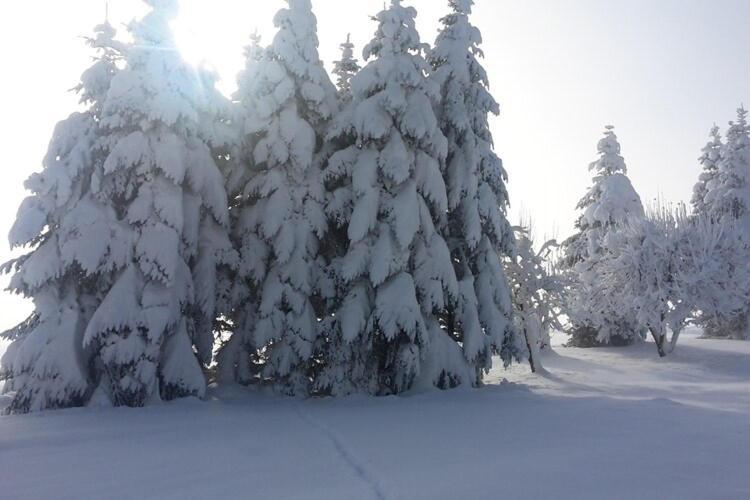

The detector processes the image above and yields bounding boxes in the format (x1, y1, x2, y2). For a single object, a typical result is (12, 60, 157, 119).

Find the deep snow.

(1, 328, 748, 500)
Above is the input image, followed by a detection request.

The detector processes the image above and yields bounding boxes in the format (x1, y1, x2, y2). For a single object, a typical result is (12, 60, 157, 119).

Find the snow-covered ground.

(1, 328, 748, 500)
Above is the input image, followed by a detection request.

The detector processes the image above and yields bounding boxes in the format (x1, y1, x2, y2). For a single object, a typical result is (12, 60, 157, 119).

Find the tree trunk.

(649, 328, 667, 358)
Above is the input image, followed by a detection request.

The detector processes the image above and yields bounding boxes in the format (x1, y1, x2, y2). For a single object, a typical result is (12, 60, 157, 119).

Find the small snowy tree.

(321, 0, 461, 395)
(428, 0, 518, 383)
(81, 0, 235, 406)
(227, 0, 338, 394)
(682, 216, 750, 341)
(691, 125, 723, 217)
(598, 206, 750, 355)
(332, 34, 361, 102)
(0, 22, 122, 414)
(597, 211, 686, 357)
(562, 126, 645, 347)
(506, 227, 565, 371)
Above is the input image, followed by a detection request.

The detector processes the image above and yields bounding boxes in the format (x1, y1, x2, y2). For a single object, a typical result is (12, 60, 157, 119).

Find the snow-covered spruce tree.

(332, 34, 361, 102)
(82, 0, 235, 406)
(562, 126, 645, 347)
(0, 22, 122, 414)
(506, 227, 565, 371)
(691, 125, 723, 217)
(227, 0, 338, 394)
(428, 0, 518, 382)
(701, 107, 750, 338)
(215, 33, 265, 386)
(706, 107, 750, 225)
(321, 0, 462, 395)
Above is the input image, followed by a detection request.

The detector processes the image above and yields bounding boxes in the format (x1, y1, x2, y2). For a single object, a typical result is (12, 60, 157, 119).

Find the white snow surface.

(1, 328, 749, 500)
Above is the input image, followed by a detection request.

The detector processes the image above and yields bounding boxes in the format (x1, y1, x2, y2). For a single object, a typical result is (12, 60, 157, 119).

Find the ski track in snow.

(293, 402, 390, 500)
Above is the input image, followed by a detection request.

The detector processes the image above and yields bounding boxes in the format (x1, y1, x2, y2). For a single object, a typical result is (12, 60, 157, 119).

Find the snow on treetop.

(590, 126, 627, 175)
(145, 0, 179, 20)
(364, 0, 423, 60)
(582, 173, 644, 227)
(450, 0, 475, 14)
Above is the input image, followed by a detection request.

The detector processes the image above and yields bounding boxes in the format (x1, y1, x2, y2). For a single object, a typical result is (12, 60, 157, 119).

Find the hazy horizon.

(0, 0, 748, 330)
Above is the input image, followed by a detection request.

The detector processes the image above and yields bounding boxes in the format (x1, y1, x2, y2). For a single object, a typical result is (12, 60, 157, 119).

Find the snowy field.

(1, 328, 748, 500)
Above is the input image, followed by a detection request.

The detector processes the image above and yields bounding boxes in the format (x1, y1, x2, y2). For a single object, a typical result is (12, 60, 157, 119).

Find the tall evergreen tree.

(227, 0, 338, 394)
(332, 34, 361, 101)
(82, 0, 235, 406)
(691, 125, 723, 216)
(562, 126, 645, 347)
(429, 0, 518, 385)
(216, 32, 265, 386)
(1, 22, 122, 413)
(701, 107, 750, 339)
(706, 107, 750, 225)
(322, 0, 459, 395)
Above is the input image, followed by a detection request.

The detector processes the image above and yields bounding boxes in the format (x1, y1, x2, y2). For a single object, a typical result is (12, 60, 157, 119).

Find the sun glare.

(171, 1, 278, 95)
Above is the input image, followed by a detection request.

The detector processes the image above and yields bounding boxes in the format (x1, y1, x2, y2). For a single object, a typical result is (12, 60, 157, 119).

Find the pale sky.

(0, 0, 748, 332)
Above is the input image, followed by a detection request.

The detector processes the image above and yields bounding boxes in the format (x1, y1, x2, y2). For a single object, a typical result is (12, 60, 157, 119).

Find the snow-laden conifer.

(332, 34, 361, 102)
(1, 22, 122, 413)
(691, 125, 723, 217)
(215, 33, 265, 386)
(321, 0, 459, 394)
(562, 126, 645, 347)
(428, 0, 518, 384)
(82, 0, 235, 406)
(228, 0, 338, 394)
(706, 107, 750, 227)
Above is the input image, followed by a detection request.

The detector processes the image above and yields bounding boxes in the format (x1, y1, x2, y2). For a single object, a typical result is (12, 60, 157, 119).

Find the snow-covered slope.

(1, 328, 748, 500)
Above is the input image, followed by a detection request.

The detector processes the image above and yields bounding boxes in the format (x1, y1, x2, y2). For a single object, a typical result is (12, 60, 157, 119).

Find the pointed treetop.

(288, 0, 313, 10)
(248, 29, 262, 49)
(145, 0, 179, 20)
(589, 125, 627, 176)
(726, 105, 750, 142)
(364, 0, 423, 59)
(340, 33, 355, 58)
(450, 0, 474, 14)
(737, 104, 748, 124)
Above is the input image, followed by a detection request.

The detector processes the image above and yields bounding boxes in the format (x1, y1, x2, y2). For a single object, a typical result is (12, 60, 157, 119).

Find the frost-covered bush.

(595, 205, 750, 356)
(506, 228, 565, 371)
(683, 216, 750, 340)
(596, 209, 685, 357)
